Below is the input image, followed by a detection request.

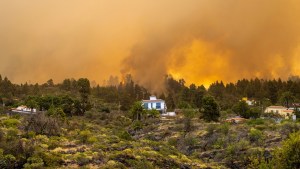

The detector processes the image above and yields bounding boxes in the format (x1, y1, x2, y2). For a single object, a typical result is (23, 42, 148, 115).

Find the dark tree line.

(208, 78, 300, 110)
(1, 74, 300, 114)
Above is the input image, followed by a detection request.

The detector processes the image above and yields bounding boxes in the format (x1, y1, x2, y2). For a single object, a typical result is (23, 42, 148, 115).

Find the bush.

(127, 159, 155, 169)
(78, 130, 92, 144)
(280, 121, 300, 139)
(5, 127, 19, 141)
(272, 131, 300, 169)
(146, 109, 160, 118)
(201, 96, 220, 122)
(132, 121, 143, 131)
(24, 113, 64, 136)
(75, 153, 91, 166)
(168, 137, 178, 147)
(47, 106, 66, 121)
(246, 118, 265, 126)
(23, 156, 44, 169)
(118, 131, 132, 141)
(2, 118, 20, 128)
(87, 136, 98, 144)
(219, 123, 230, 135)
(249, 128, 264, 144)
(84, 110, 97, 119)
(225, 140, 249, 168)
(0, 149, 16, 169)
(184, 136, 197, 148)
(113, 116, 131, 128)
(41, 152, 63, 167)
(205, 124, 218, 136)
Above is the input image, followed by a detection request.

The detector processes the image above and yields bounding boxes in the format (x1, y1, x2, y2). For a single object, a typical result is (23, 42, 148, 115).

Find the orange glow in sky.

(1, 0, 300, 90)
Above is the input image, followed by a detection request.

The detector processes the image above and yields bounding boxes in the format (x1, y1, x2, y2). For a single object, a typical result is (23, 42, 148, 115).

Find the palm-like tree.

(280, 91, 295, 108)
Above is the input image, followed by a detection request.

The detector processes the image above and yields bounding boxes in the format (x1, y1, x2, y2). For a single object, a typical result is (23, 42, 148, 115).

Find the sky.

(1, 0, 300, 90)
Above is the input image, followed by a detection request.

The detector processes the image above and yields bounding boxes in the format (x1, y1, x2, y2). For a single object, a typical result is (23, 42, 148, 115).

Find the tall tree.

(280, 91, 295, 108)
(232, 100, 250, 118)
(77, 78, 91, 115)
(201, 95, 220, 122)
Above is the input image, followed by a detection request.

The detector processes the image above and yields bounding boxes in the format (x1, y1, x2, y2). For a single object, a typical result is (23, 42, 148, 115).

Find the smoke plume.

(1, 1, 300, 91)
(122, 0, 300, 90)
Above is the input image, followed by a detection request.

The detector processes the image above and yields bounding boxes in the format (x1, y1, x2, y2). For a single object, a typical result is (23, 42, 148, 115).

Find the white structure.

(246, 100, 255, 106)
(11, 105, 37, 114)
(142, 96, 167, 114)
(242, 97, 255, 106)
(265, 106, 294, 118)
(162, 112, 176, 117)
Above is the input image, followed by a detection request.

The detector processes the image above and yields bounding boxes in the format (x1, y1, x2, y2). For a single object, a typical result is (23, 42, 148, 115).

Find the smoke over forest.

(1, 0, 300, 91)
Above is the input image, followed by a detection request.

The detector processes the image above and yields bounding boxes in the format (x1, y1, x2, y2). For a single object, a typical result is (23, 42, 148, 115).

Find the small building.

(265, 106, 293, 118)
(292, 103, 300, 111)
(242, 97, 256, 106)
(225, 116, 247, 124)
(11, 105, 37, 114)
(162, 112, 176, 117)
(142, 96, 167, 114)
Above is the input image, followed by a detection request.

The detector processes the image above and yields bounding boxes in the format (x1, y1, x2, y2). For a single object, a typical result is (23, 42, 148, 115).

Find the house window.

(144, 103, 148, 109)
(156, 102, 161, 109)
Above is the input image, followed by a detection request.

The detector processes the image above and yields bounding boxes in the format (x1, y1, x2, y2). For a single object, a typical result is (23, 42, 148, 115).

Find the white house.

(11, 105, 37, 114)
(265, 106, 294, 118)
(142, 96, 167, 114)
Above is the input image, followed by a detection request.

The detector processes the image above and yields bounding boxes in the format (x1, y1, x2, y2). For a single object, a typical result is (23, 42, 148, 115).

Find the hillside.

(1, 110, 300, 168)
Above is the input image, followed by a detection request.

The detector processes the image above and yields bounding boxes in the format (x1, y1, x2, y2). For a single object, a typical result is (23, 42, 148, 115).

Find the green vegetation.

(201, 95, 220, 122)
(1, 74, 300, 168)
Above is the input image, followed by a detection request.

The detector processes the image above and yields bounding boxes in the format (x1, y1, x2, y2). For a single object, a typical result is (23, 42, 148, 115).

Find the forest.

(1, 74, 300, 168)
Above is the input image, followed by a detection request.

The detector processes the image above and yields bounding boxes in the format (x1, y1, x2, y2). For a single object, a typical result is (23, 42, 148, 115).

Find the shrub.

(225, 139, 250, 167)
(24, 113, 64, 136)
(246, 118, 265, 126)
(272, 131, 300, 168)
(182, 108, 197, 133)
(75, 153, 91, 166)
(41, 152, 63, 167)
(146, 109, 160, 118)
(219, 123, 230, 135)
(103, 160, 126, 169)
(48, 136, 62, 149)
(132, 121, 143, 131)
(127, 159, 155, 169)
(205, 124, 218, 136)
(183, 136, 197, 148)
(248, 153, 272, 169)
(114, 116, 131, 128)
(23, 156, 44, 169)
(5, 127, 19, 141)
(87, 136, 98, 144)
(78, 130, 92, 144)
(85, 110, 96, 119)
(280, 121, 300, 138)
(213, 137, 225, 149)
(47, 106, 66, 121)
(168, 137, 178, 147)
(118, 131, 132, 141)
(2, 118, 20, 128)
(249, 128, 264, 144)
(0, 150, 16, 169)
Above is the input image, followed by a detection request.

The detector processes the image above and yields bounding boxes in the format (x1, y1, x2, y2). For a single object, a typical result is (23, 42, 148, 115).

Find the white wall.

(143, 101, 165, 110)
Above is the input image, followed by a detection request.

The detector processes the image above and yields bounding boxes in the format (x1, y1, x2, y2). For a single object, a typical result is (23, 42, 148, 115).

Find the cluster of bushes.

(0, 115, 66, 168)
(249, 131, 300, 169)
